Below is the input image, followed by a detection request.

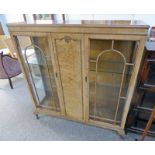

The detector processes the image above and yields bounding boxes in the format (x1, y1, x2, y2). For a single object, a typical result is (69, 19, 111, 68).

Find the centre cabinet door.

(51, 33, 84, 121)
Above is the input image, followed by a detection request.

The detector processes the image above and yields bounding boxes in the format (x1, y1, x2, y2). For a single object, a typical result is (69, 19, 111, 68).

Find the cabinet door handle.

(85, 76, 87, 82)
(55, 72, 58, 78)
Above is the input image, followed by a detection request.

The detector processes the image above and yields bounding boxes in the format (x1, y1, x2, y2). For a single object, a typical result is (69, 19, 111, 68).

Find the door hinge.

(85, 76, 87, 82)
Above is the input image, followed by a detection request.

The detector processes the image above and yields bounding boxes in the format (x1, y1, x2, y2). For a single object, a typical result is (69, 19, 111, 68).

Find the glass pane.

(89, 39, 137, 125)
(16, 36, 60, 111)
(26, 45, 46, 103)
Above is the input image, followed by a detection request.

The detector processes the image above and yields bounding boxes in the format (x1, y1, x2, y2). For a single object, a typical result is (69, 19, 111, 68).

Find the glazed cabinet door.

(86, 34, 142, 129)
(51, 34, 84, 121)
(14, 33, 64, 114)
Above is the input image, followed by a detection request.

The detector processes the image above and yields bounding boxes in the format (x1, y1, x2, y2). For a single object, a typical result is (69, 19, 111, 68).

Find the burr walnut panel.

(53, 34, 83, 120)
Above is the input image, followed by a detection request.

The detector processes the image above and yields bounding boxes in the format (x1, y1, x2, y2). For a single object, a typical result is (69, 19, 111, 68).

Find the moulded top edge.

(7, 20, 150, 29)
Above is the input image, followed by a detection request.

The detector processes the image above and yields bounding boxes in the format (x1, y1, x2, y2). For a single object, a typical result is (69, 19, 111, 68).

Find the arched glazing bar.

(24, 44, 58, 111)
(94, 40, 134, 124)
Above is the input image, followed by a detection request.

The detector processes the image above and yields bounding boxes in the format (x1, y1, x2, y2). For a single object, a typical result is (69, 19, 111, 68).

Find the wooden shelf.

(127, 127, 155, 136)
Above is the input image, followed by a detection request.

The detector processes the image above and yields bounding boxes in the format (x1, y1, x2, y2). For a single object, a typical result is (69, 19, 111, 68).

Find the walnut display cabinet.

(8, 20, 149, 134)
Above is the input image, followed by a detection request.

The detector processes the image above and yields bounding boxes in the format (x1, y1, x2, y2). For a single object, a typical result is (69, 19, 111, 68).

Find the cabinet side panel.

(54, 35, 83, 120)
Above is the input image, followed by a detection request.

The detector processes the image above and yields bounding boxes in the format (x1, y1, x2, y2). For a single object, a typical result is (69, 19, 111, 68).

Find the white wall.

(5, 14, 24, 23)
(0, 14, 9, 35)
(65, 14, 135, 20)
(92, 14, 134, 20)
(0, 14, 25, 35)
(134, 14, 155, 26)
(65, 14, 155, 26)
(0, 14, 24, 35)
(25, 14, 34, 23)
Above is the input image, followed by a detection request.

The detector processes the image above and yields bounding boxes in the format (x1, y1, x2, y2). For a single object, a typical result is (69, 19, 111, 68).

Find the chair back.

(0, 52, 9, 79)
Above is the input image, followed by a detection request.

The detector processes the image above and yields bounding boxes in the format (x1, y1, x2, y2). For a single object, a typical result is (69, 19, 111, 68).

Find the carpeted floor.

(0, 74, 154, 141)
